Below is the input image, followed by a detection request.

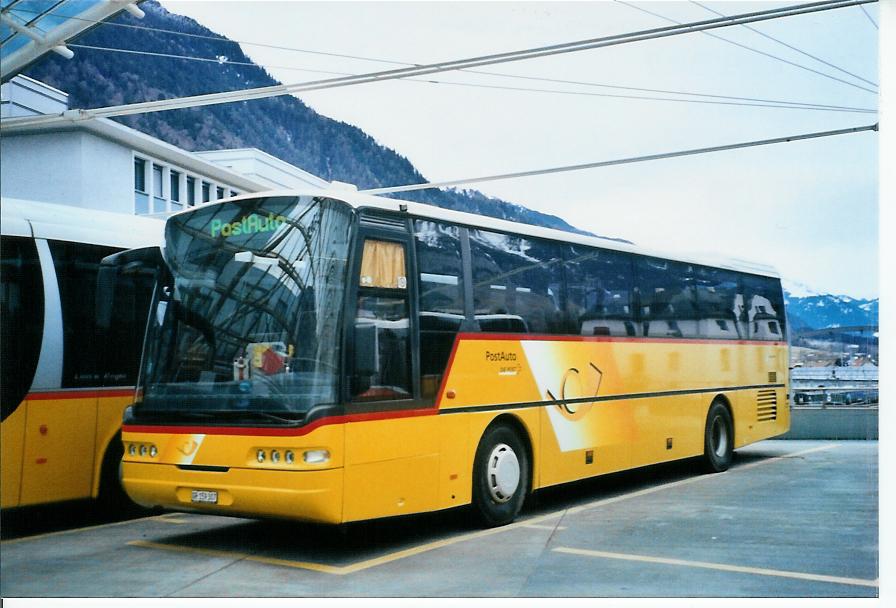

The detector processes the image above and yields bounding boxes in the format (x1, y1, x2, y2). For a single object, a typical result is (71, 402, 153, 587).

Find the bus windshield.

(138, 195, 353, 420)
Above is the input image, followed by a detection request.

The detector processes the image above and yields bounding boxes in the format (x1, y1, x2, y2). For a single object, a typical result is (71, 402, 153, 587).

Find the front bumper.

(123, 461, 344, 524)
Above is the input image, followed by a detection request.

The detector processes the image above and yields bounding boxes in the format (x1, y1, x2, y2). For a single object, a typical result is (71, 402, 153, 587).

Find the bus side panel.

(628, 394, 707, 470)
(0, 404, 27, 508)
(538, 399, 634, 489)
(436, 414, 473, 511)
(20, 395, 98, 506)
(629, 341, 712, 469)
(732, 343, 790, 447)
(342, 415, 440, 522)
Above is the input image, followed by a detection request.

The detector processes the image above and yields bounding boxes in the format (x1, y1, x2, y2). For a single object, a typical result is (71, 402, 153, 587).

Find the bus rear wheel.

(472, 424, 529, 527)
(703, 400, 733, 472)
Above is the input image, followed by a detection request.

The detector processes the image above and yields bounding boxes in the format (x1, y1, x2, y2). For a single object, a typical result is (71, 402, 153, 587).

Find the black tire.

(96, 434, 134, 514)
(472, 424, 529, 527)
(703, 400, 733, 473)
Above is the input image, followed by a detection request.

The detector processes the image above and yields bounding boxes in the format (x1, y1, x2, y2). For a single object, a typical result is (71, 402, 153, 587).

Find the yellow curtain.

(359, 240, 406, 289)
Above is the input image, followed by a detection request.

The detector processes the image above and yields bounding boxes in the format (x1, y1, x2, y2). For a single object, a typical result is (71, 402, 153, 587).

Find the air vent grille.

(360, 214, 407, 230)
(757, 388, 778, 422)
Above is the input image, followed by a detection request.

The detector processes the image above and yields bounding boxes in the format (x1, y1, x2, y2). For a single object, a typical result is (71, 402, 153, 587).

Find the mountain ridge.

(23, 0, 611, 240)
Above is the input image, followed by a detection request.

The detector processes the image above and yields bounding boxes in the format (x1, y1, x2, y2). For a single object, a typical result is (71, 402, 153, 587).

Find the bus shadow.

(142, 449, 783, 568)
(1, 499, 153, 541)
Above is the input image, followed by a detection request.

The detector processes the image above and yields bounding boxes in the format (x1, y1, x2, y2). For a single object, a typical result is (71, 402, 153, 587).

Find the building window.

(201, 181, 211, 203)
(187, 176, 196, 206)
(152, 164, 165, 213)
(170, 170, 181, 210)
(134, 157, 149, 214)
(216, 186, 225, 200)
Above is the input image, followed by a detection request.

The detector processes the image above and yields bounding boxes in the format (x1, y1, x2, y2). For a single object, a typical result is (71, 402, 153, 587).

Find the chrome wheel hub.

(486, 443, 520, 503)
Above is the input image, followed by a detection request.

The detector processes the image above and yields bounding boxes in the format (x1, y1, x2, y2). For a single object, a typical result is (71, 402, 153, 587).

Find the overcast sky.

(162, 0, 881, 299)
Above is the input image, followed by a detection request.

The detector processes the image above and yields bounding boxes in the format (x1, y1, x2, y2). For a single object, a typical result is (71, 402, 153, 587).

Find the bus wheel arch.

(96, 431, 131, 512)
(471, 415, 532, 527)
(712, 394, 735, 443)
(703, 396, 734, 473)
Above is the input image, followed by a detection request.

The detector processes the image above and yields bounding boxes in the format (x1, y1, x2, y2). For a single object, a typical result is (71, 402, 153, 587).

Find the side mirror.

(96, 246, 168, 331)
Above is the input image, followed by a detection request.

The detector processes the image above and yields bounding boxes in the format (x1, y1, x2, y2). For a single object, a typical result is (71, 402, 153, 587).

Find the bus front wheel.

(703, 400, 733, 473)
(472, 424, 529, 527)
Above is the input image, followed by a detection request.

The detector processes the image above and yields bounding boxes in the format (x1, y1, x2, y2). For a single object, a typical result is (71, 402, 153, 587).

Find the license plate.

(191, 490, 218, 504)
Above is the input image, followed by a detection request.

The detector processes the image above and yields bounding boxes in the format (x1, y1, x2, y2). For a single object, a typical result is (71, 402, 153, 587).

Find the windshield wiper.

(208, 409, 302, 425)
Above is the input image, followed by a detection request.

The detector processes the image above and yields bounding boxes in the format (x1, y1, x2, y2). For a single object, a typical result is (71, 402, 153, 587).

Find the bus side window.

(1, 237, 45, 420)
(469, 229, 562, 335)
(49, 241, 123, 387)
(743, 274, 786, 341)
(351, 239, 412, 402)
(562, 246, 636, 337)
(636, 257, 700, 339)
(693, 267, 743, 340)
(414, 220, 464, 400)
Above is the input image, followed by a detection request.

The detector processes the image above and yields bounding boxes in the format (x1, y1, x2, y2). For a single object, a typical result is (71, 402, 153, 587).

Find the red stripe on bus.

(451, 333, 785, 346)
(27, 388, 136, 401)
(122, 406, 438, 437)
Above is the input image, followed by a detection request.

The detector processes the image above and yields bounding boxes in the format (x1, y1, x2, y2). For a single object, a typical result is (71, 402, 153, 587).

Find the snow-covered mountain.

(784, 291, 878, 331)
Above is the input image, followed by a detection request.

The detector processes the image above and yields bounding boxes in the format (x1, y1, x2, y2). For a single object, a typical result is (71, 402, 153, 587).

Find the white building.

(1, 75, 329, 216)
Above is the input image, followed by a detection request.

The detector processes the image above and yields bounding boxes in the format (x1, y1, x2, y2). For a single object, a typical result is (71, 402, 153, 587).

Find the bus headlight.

(285, 451, 295, 464)
(139, 445, 148, 457)
(257, 449, 266, 463)
(271, 450, 281, 464)
(303, 449, 329, 464)
(128, 444, 137, 456)
(149, 445, 158, 458)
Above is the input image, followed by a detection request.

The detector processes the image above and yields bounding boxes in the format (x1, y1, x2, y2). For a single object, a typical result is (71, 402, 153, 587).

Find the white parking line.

(553, 546, 878, 589)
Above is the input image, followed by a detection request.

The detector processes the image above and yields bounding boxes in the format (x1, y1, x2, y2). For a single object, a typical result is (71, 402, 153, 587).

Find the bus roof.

(171, 187, 782, 279)
(1, 197, 165, 249)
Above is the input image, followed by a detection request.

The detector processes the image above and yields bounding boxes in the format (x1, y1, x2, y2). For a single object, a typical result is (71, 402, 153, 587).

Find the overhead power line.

(689, 1, 877, 87)
(425, 79, 876, 113)
(0, 0, 875, 130)
(16, 4, 874, 110)
(616, 0, 878, 95)
(66, 43, 876, 114)
(361, 123, 878, 195)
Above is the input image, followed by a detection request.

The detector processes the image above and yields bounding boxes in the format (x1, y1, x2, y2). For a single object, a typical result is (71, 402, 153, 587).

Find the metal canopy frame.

(1, 0, 144, 82)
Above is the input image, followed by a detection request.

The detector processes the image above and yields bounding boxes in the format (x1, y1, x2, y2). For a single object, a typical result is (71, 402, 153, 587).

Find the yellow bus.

(1, 198, 163, 510)
(119, 191, 788, 526)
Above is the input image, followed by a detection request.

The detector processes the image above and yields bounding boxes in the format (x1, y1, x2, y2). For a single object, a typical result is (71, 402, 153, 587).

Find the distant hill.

(23, 0, 610, 239)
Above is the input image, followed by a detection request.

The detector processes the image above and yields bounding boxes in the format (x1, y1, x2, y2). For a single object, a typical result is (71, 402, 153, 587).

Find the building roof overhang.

(3, 113, 272, 192)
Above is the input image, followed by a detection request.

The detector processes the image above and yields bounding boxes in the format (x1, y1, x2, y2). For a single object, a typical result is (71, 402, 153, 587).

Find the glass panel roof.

(1, 0, 137, 80)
